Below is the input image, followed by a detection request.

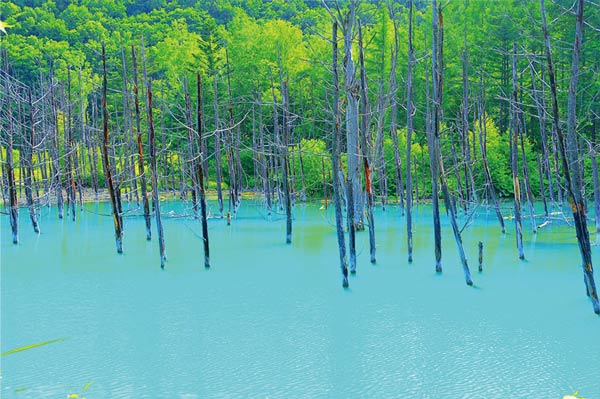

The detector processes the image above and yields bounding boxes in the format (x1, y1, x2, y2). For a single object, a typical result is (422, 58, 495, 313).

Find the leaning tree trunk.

(131, 45, 152, 240)
(432, 0, 473, 286)
(146, 78, 166, 269)
(332, 21, 349, 288)
(541, 0, 599, 313)
(101, 43, 124, 253)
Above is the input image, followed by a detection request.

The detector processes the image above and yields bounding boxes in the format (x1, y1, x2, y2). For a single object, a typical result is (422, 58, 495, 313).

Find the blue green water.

(1, 201, 599, 398)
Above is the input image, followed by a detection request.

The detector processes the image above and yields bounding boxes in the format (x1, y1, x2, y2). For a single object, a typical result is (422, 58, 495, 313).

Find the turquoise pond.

(1, 200, 599, 398)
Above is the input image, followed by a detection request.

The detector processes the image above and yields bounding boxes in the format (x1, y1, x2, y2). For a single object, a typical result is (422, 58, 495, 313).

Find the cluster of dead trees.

(1, 1, 598, 313)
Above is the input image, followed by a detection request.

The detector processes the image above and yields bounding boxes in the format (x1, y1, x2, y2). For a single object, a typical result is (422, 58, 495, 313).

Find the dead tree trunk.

(430, 1, 442, 273)
(358, 19, 376, 264)
(197, 73, 210, 268)
(3, 68, 18, 244)
(213, 72, 224, 218)
(332, 21, 349, 288)
(405, 0, 415, 262)
(131, 45, 152, 240)
(101, 43, 124, 253)
(257, 88, 272, 214)
(183, 77, 198, 218)
(66, 68, 76, 221)
(433, 1, 473, 286)
(281, 80, 293, 244)
(518, 103, 537, 234)
(541, 0, 599, 313)
(343, 2, 359, 274)
(146, 78, 166, 268)
(529, 61, 554, 215)
(26, 89, 40, 233)
(389, 14, 404, 211)
(49, 66, 64, 219)
(510, 43, 525, 260)
(121, 48, 139, 205)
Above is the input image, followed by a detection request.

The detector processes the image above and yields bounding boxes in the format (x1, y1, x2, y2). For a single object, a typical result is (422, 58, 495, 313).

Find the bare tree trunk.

(256, 88, 272, 214)
(406, 0, 415, 262)
(184, 77, 198, 218)
(430, 2, 442, 273)
(131, 46, 152, 240)
(146, 78, 166, 268)
(518, 101, 537, 234)
(389, 13, 404, 211)
(374, 79, 388, 209)
(197, 73, 210, 268)
(26, 89, 40, 233)
(461, 45, 477, 208)
(529, 61, 554, 214)
(49, 66, 64, 219)
(281, 80, 292, 244)
(225, 51, 238, 219)
(213, 72, 224, 218)
(3, 64, 18, 244)
(343, 1, 359, 274)
(121, 48, 139, 205)
(541, 0, 599, 313)
(432, 1, 473, 285)
(358, 18, 376, 264)
(101, 43, 124, 253)
(510, 43, 525, 260)
(66, 68, 76, 221)
(332, 21, 349, 288)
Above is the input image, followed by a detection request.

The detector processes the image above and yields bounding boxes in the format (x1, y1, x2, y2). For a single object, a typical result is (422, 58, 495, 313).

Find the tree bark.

(510, 43, 525, 259)
(343, 1, 359, 274)
(406, 0, 415, 262)
(146, 78, 166, 268)
(102, 43, 124, 253)
(26, 89, 40, 233)
(358, 18, 376, 264)
(131, 45, 152, 240)
(332, 21, 349, 288)
(197, 73, 210, 268)
(541, 0, 599, 313)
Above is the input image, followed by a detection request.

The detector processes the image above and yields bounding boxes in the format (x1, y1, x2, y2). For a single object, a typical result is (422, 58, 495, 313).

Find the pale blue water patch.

(1, 200, 599, 398)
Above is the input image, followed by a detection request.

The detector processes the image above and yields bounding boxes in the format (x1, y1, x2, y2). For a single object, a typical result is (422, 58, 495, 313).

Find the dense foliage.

(0, 0, 599, 204)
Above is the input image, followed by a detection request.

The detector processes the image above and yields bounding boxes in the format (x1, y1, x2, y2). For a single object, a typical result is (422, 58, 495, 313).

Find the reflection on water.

(1, 201, 599, 398)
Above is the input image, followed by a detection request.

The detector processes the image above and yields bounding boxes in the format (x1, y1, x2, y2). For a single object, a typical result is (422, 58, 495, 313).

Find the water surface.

(2, 201, 599, 398)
